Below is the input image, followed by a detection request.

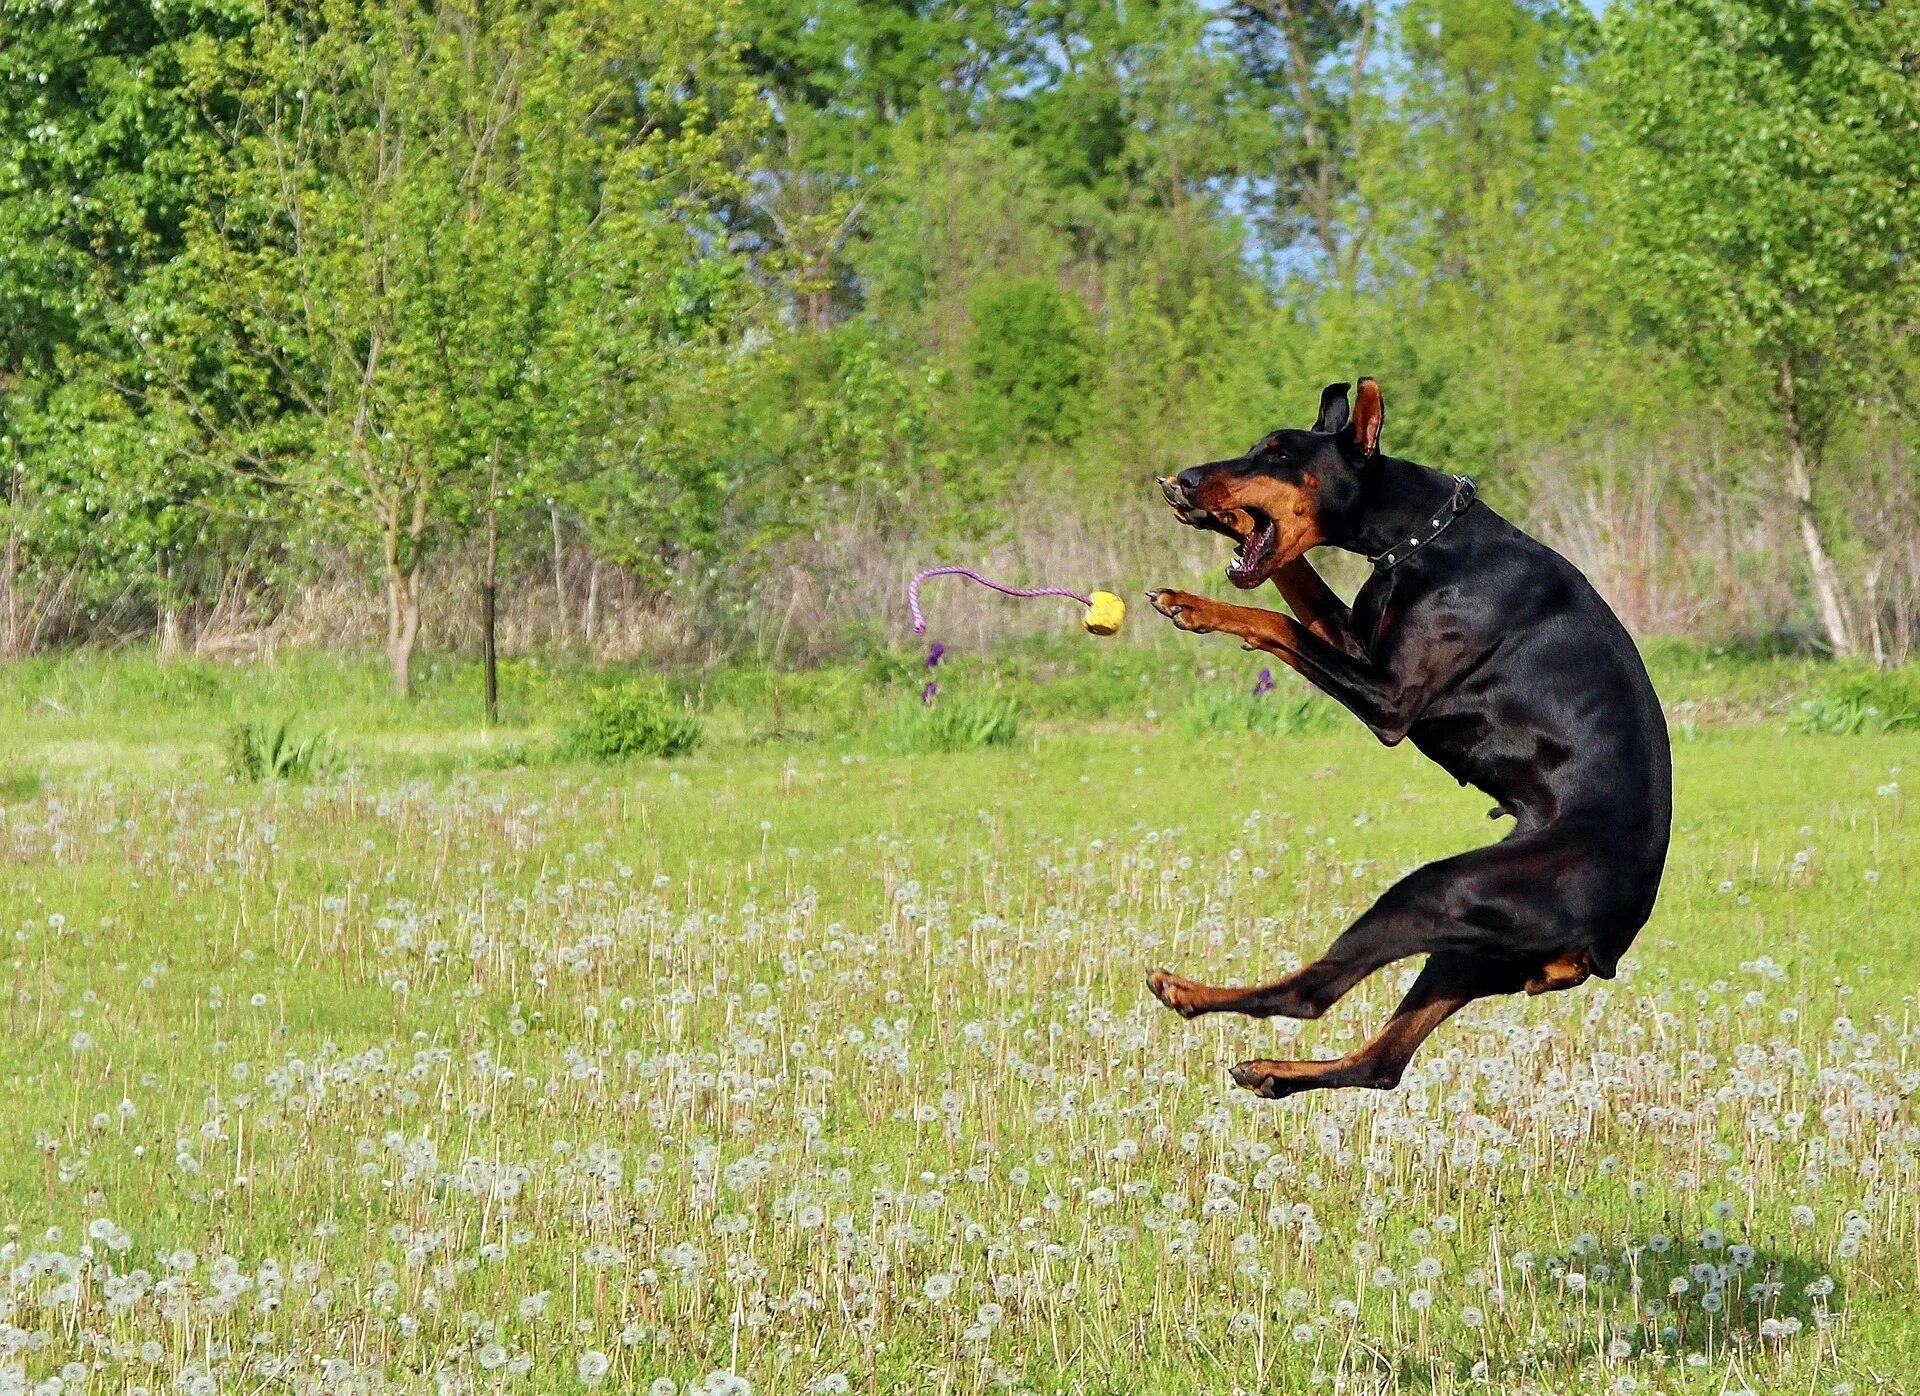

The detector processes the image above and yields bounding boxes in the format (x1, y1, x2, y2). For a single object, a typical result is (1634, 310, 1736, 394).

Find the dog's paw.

(1146, 967, 1210, 1018)
(1231, 1060, 1315, 1100)
(1148, 589, 1214, 633)
(1232, 1058, 1395, 1098)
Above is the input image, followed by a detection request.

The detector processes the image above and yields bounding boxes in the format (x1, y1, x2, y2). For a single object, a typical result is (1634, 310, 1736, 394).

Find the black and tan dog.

(1147, 379, 1671, 1099)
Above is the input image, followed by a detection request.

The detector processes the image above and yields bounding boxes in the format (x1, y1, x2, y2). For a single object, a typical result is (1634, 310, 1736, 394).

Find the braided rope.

(907, 566, 1091, 633)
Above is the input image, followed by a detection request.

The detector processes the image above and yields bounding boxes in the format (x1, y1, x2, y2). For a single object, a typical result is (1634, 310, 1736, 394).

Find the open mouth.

(1160, 477, 1280, 589)
(1224, 509, 1277, 588)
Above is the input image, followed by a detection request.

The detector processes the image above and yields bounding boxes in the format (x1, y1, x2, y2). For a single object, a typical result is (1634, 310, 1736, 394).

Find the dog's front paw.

(1148, 589, 1216, 633)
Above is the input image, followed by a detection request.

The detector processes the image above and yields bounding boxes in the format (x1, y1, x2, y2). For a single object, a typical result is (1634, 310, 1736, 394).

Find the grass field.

(2, 645, 1918, 1394)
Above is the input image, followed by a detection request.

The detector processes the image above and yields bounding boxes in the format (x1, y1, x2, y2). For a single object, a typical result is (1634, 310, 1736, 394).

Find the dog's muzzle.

(1157, 475, 1211, 526)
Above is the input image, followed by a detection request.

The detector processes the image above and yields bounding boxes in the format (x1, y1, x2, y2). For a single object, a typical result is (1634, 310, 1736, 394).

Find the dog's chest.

(1351, 571, 1411, 661)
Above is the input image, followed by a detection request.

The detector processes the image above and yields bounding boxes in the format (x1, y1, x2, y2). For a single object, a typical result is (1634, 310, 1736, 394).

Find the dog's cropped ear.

(1349, 377, 1384, 458)
(1312, 382, 1350, 434)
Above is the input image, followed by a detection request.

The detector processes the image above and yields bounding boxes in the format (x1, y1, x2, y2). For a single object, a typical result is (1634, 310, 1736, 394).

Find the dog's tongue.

(1228, 519, 1275, 583)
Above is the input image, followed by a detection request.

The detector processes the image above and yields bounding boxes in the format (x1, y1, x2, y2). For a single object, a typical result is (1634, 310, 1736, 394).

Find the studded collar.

(1369, 475, 1478, 572)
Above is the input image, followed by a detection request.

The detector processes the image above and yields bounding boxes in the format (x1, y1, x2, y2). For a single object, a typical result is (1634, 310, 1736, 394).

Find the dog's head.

(1157, 379, 1385, 589)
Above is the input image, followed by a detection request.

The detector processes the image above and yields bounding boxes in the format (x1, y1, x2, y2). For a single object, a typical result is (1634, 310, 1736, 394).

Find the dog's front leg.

(1147, 589, 1252, 638)
(1269, 558, 1364, 659)
(1149, 589, 1416, 742)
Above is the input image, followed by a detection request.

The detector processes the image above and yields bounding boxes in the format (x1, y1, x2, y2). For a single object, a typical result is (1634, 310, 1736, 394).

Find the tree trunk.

(549, 500, 568, 643)
(383, 494, 426, 696)
(386, 561, 420, 696)
(1865, 561, 1886, 668)
(1, 465, 19, 661)
(582, 560, 600, 649)
(800, 281, 833, 332)
(1777, 361, 1854, 658)
(483, 442, 500, 724)
(156, 549, 182, 661)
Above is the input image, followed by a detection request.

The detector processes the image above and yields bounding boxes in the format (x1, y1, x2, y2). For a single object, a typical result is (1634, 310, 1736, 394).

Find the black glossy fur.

(1144, 379, 1672, 1099)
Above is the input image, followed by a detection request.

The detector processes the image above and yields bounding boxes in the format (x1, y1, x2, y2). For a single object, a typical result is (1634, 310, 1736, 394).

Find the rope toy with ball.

(907, 566, 1126, 637)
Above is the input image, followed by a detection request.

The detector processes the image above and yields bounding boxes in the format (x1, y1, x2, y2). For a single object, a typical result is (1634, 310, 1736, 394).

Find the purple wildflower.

(925, 642, 945, 668)
(1253, 667, 1275, 697)
(921, 679, 939, 706)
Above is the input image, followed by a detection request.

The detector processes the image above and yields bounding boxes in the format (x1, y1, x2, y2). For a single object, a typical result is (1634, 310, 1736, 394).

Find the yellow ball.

(1082, 590, 1126, 636)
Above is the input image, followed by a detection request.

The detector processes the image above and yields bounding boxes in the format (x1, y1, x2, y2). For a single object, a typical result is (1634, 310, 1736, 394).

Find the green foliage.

(1174, 686, 1344, 739)
(473, 740, 535, 771)
(790, 327, 942, 506)
(1595, 0, 1920, 407)
(560, 682, 703, 762)
(0, 0, 262, 643)
(1592, 0, 1920, 656)
(0, 767, 42, 804)
(965, 280, 1099, 448)
(1788, 668, 1920, 736)
(226, 716, 335, 782)
(891, 694, 1022, 754)
(3, 0, 1919, 664)
(136, 0, 761, 691)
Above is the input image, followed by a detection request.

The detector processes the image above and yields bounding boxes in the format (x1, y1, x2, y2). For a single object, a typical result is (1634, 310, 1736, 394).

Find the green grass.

(0, 633, 1850, 778)
(0, 647, 1917, 1392)
(889, 692, 1023, 752)
(1174, 684, 1343, 738)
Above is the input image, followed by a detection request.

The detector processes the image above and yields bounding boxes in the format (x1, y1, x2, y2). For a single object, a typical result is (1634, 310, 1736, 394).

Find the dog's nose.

(1175, 468, 1205, 492)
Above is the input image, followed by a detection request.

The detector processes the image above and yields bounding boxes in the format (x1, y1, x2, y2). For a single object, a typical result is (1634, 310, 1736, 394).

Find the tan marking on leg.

(1524, 950, 1592, 996)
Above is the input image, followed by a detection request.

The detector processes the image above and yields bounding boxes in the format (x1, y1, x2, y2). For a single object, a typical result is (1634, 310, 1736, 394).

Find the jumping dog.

(1147, 379, 1672, 1099)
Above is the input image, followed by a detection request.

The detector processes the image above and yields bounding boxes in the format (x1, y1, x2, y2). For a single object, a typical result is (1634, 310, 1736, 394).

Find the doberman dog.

(1147, 378, 1671, 1099)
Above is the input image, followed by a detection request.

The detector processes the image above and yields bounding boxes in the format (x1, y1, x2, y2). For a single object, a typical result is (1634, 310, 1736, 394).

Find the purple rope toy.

(907, 565, 1092, 634)
(907, 568, 1124, 703)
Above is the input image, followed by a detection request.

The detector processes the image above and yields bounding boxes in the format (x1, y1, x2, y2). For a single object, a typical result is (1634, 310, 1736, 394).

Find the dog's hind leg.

(1525, 949, 1592, 995)
(1149, 831, 1594, 1021)
(1148, 877, 1470, 1020)
(1148, 954, 1378, 1021)
(1228, 953, 1523, 1099)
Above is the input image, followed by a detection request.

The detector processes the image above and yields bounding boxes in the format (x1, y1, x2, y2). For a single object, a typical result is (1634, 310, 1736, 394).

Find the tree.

(0, 0, 257, 657)
(148, 0, 757, 693)
(1315, 0, 1616, 479)
(733, 0, 1025, 331)
(1594, 0, 1920, 657)
(1223, 0, 1383, 292)
(965, 279, 1098, 448)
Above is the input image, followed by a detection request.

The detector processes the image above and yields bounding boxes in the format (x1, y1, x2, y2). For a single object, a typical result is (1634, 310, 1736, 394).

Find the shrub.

(0, 768, 41, 804)
(1787, 666, 1920, 735)
(892, 694, 1022, 753)
(474, 740, 535, 771)
(227, 717, 335, 782)
(965, 279, 1097, 447)
(1174, 686, 1343, 738)
(561, 682, 702, 761)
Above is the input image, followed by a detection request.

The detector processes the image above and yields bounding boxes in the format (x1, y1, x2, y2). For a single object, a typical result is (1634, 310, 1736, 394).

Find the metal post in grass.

(483, 442, 500, 726)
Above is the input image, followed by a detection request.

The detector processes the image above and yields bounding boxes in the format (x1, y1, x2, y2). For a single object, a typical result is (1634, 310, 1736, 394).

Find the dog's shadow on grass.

(1489, 1234, 1841, 1368)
